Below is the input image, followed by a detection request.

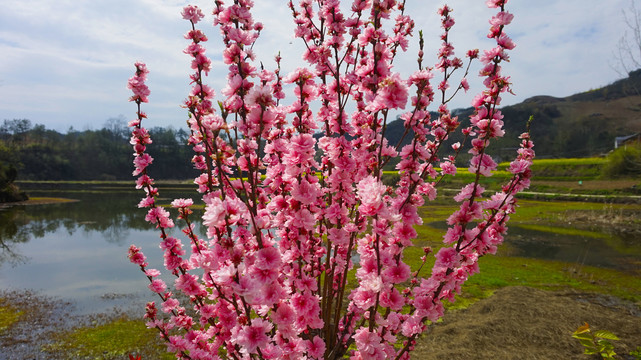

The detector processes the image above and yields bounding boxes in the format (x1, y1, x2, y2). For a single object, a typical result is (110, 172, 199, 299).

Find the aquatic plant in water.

(127, 0, 534, 358)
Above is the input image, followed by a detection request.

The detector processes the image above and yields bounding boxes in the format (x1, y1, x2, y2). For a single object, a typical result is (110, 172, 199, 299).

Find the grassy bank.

(382, 157, 640, 199)
(405, 199, 641, 310)
(0, 301, 22, 333)
(43, 317, 173, 360)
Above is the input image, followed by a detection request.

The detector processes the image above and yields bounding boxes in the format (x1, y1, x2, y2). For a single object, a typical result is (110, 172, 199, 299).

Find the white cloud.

(0, 0, 633, 131)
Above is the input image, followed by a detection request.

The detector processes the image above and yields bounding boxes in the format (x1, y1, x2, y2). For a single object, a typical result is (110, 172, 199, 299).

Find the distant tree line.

(0, 118, 199, 181)
(1, 94, 631, 183)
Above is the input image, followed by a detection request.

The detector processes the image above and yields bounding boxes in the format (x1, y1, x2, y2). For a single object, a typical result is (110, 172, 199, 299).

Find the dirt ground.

(413, 286, 641, 360)
(2, 286, 640, 359)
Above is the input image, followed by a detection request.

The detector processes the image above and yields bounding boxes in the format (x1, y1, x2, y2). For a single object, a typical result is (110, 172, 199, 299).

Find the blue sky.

(0, 0, 634, 132)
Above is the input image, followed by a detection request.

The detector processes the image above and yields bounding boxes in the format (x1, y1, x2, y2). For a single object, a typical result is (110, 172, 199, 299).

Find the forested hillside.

(383, 69, 641, 161)
(0, 118, 197, 181)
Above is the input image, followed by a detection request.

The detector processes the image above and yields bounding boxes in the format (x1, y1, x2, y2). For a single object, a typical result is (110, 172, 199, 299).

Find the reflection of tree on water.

(0, 190, 204, 266)
(87, 213, 131, 245)
(0, 207, 29, 265)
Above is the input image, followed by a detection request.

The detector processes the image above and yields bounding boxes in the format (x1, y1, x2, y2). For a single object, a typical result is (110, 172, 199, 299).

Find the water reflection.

(0, 207, 29, 265)
(0, 189, 203, 314)
(427, 220, 641, 275)
(0, 191, 143, 267)
(0, 190, 202, 251)
(506, 226, 641, 275)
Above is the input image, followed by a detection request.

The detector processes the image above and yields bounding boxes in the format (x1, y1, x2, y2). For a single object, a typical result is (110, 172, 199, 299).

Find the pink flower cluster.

(127, 62, 150, 103)
(127, 1, 532, 359)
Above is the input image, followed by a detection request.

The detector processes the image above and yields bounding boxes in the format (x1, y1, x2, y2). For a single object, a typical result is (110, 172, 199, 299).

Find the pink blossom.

(255, 282, 283, 306)
(469, 154, 497, 177)
(175, 273, 206, 297)
(289, 208, 315, 230)
(486, 0, 507, 8)
(128, 245, 147, 266)
(291, 292, 316, 315)
(184, 29, 208, 43)
(366, 73, 409, 112)
(454, 183, 485, 202)
(351, 288, 377, 310)
(171, 198, 193, 208)
(181, 5, 205, 24)
(254, 246, 281, 270)
(435, 247, 461, 269)
(379, 287, 404, 310)
(460, 78, 470, 92)
(127, 62, 150, 103)
(148, 279, 167, 293)
(382, 262, 411, 284)
(272, 302, 296, 326)
(291, 178, 319, 205)
(443, 224, 462, 244)
(400, 315, 422, 337)
(211, 264, 236, 286)
(133, 153, 153, 175)
(360, 274, 384, 293)
(135, 174, 153, 189)
(127, 77, 150, 103)
(497, 34, 516, 50)
(202, 197, 226, 230)
(353, 328, 385, 360)
(483, 192, 511, 211)
(283, 67, 316, 84)
(447, 201, 483, 225)
(145, 207, 174, 228)
(357, 176, 387, 216)
(285, 134, 315, 165)
(261, 344, 284, 359)
(246, 85, 275, 107)
(145, 269, 161, 277)
(305, 336, 326, 359)
(439, 161, 457, 175)
(235, 319, 272, 354)
(159, 236, 180, 251)
(161, 298, 180, 313)
(508, 158, 531, 174)
(167, 335, 189, 354)
(490, 11, 514, 27)
(137, 196, 154, 208)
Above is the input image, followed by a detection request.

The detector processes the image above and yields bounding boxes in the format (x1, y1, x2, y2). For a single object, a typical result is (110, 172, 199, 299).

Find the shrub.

(602, 143, 641, 178)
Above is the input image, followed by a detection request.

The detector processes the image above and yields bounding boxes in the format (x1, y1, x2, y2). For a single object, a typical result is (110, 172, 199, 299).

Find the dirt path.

(413, 286, 641, 359)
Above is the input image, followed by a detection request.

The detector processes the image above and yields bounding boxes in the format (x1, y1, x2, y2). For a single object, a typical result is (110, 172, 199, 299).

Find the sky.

(0, 0, 636, 132)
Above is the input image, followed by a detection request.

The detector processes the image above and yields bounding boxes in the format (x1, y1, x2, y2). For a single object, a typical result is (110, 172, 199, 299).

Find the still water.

(1, 188, 639, 315)
(0, 188, 203, 315)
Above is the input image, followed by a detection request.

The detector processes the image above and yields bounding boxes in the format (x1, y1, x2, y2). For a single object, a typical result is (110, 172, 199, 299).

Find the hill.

(500, 69, 641, 158)
(383, 69, 641, 160)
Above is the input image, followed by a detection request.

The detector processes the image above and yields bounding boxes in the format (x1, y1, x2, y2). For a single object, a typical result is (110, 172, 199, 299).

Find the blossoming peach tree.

(127, 0, 534, 359)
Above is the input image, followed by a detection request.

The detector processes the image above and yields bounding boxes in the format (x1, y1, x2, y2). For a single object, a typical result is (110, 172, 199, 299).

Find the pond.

(1, 187, 640, 316)
(0, 187, 205, 315)
(424, 217, 641, 275)
(503, 224, 641, 274)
